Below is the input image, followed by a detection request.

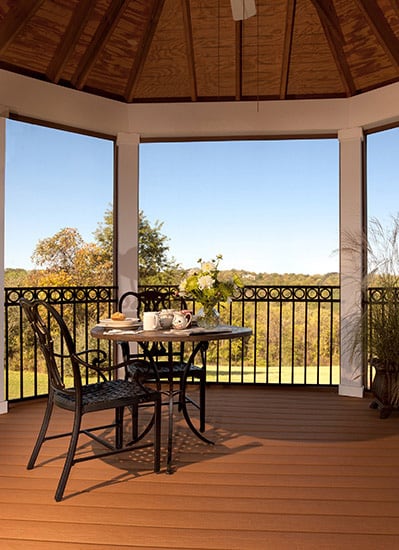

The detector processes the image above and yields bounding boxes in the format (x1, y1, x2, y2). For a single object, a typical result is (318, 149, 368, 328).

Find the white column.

(0, 112, 8, 413)
(116, 132, 140, 302)
(338, 127, 364, 398)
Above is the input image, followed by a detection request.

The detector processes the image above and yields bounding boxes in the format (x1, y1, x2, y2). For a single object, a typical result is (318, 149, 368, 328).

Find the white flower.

(201, 261, 214, 272)
(198, 274, 214, 290)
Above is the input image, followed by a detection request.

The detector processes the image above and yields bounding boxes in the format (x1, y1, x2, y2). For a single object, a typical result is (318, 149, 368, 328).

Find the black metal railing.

(211, 285, 340, 385)
(365, 286, 399, 389)
(4, 284, 341, 402)
(4, 286, 117, 401)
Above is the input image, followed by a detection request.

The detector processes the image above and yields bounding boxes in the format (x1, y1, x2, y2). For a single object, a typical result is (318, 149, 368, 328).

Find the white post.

(116, 132, 140, 303)
(0, 112, 8, 413)
(338, 127, 364, 398)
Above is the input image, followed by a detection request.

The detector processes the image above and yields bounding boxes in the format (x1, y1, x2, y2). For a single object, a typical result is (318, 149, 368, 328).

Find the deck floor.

(1, 386, 399, 549)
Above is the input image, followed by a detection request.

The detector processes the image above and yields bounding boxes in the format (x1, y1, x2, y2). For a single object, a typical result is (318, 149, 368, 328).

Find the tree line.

(5, 206, 339, 289)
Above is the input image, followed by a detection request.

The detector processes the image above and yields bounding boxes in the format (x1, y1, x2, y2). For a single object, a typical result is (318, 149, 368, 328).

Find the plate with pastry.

(98, 312, 141, 328)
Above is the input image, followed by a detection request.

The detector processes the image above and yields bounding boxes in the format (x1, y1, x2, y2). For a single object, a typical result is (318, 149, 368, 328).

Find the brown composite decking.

(1, 385, 399, 549)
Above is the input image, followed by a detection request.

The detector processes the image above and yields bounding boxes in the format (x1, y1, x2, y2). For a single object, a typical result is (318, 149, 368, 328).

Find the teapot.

(159, 309, 175, 329)
(172, 310, 192, 330)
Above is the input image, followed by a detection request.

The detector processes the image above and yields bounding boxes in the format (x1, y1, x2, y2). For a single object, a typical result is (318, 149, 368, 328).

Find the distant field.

(5, 371, 95, 401)
(205, 364, 340, 385)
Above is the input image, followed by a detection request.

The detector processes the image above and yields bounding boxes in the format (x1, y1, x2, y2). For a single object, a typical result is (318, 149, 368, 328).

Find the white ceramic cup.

(143, 311, 160, 331)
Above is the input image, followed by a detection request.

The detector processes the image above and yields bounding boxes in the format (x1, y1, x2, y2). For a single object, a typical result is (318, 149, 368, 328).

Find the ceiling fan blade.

(230, 0, 257, 21)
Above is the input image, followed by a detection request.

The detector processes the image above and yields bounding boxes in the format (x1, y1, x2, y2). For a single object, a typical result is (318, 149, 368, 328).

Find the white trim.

(116, 132, 140, 146)
(338, 384, 364, 398)
(338, 127, 364, 399)
(338, 127, 364, 142)
(116, 132, 140, 299)
(1, 69, 399, 139)
(0, 115, 7, 413)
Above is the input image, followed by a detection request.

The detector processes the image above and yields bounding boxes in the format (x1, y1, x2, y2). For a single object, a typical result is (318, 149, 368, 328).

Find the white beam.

(116, 132, 140, 304)
(0, 113, 8, 414)
(338, 127, 365, 398)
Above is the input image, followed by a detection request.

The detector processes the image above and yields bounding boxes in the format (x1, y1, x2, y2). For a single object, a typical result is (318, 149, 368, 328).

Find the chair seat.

(55, 379, 159, 413)
(127, 361, 204, 380)
(152, 362, 203, 377)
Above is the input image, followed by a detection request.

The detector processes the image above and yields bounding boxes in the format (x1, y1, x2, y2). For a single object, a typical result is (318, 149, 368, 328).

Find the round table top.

(91, 324, 252, 344)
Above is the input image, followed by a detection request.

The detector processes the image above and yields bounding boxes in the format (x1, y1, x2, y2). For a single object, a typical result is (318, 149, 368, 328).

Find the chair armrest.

(72, 353, 135, 377)
(74, 348, 108, 366)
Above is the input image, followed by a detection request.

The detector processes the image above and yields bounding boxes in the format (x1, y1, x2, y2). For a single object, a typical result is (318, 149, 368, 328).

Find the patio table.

(91, 323, 252, 473)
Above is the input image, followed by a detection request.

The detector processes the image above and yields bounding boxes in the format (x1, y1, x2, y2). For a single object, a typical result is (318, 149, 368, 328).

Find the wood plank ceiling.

(0, 0, 398, 104)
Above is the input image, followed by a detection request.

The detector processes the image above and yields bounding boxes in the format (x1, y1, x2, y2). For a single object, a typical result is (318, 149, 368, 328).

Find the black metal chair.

(118, 290, 207, 434)
(20, 298, 161, 502)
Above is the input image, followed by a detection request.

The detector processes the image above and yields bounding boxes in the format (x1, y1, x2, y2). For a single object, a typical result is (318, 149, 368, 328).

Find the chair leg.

(131, 403, 139, 441)
(199, 374, 206, 433)
(115, 407, 124, 449)
(153, 396, 161, 473)
(55, 411, 82, 502)
(27, 396, 54, 470)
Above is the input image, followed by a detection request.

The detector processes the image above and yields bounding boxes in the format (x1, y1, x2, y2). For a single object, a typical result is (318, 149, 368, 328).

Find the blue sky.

(4, 119, 399, 274)
(140, 139, 339, 274)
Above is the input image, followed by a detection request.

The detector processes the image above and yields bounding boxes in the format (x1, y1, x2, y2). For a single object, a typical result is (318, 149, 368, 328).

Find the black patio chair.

(20, 298, 161, 502)
(118, 290, 207, 435)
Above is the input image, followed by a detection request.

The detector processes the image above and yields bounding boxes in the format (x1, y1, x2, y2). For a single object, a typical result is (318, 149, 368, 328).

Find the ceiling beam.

(355, 0, 399, 70)
(46, 0, 95, 83)
(309, 0, 345, 45)
(125, 0, 165, 102)
(235, 21, 242, 100)
(181, 0, 197, 101)
(389, 0, 399, 19)
(72, 0, 130, 90)
(312, 0, 355, 96)
(280, 0, 296, 99)
(0, 0, 45, 54)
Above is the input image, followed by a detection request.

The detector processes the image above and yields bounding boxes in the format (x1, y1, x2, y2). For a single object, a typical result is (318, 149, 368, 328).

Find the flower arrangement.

(178, 255, 242, 326)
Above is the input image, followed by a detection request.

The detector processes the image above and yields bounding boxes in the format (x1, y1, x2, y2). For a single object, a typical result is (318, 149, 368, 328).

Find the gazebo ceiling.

(0, 0, 399, 105)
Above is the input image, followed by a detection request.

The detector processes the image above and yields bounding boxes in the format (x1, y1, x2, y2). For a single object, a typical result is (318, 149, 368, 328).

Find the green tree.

(93, 206, 180, 282)
(138, 210, 180, 283)
(93, 206, 113, 262)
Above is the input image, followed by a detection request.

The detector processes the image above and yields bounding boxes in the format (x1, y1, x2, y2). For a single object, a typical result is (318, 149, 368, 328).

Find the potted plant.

(346, 215, 399, 417)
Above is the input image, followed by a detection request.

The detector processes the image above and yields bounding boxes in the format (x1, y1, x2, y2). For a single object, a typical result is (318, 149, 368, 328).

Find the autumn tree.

(28, 208, 180, 286)
(28, 226, 111, 286)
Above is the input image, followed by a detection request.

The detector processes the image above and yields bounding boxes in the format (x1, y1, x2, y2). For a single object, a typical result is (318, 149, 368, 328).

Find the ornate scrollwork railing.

(5, 284, 341, 401)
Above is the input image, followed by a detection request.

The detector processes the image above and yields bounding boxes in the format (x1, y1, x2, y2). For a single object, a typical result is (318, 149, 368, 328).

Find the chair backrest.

(118, 290, 187, 362)
(20, 298, 78, 393)
(118, 289, 186, 318)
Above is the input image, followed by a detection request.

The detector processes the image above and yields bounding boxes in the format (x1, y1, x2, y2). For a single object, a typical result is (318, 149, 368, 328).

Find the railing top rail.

(5, 286, 117, 306)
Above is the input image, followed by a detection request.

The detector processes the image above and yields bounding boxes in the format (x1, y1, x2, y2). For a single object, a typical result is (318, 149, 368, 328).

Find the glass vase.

(197, 305, 220, 328)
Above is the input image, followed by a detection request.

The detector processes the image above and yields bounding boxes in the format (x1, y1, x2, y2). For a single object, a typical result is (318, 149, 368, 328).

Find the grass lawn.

(6, 364, 340, 400)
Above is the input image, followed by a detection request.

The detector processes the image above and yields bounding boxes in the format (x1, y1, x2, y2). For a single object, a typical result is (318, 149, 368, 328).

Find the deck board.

(1, 386, 399, 549)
